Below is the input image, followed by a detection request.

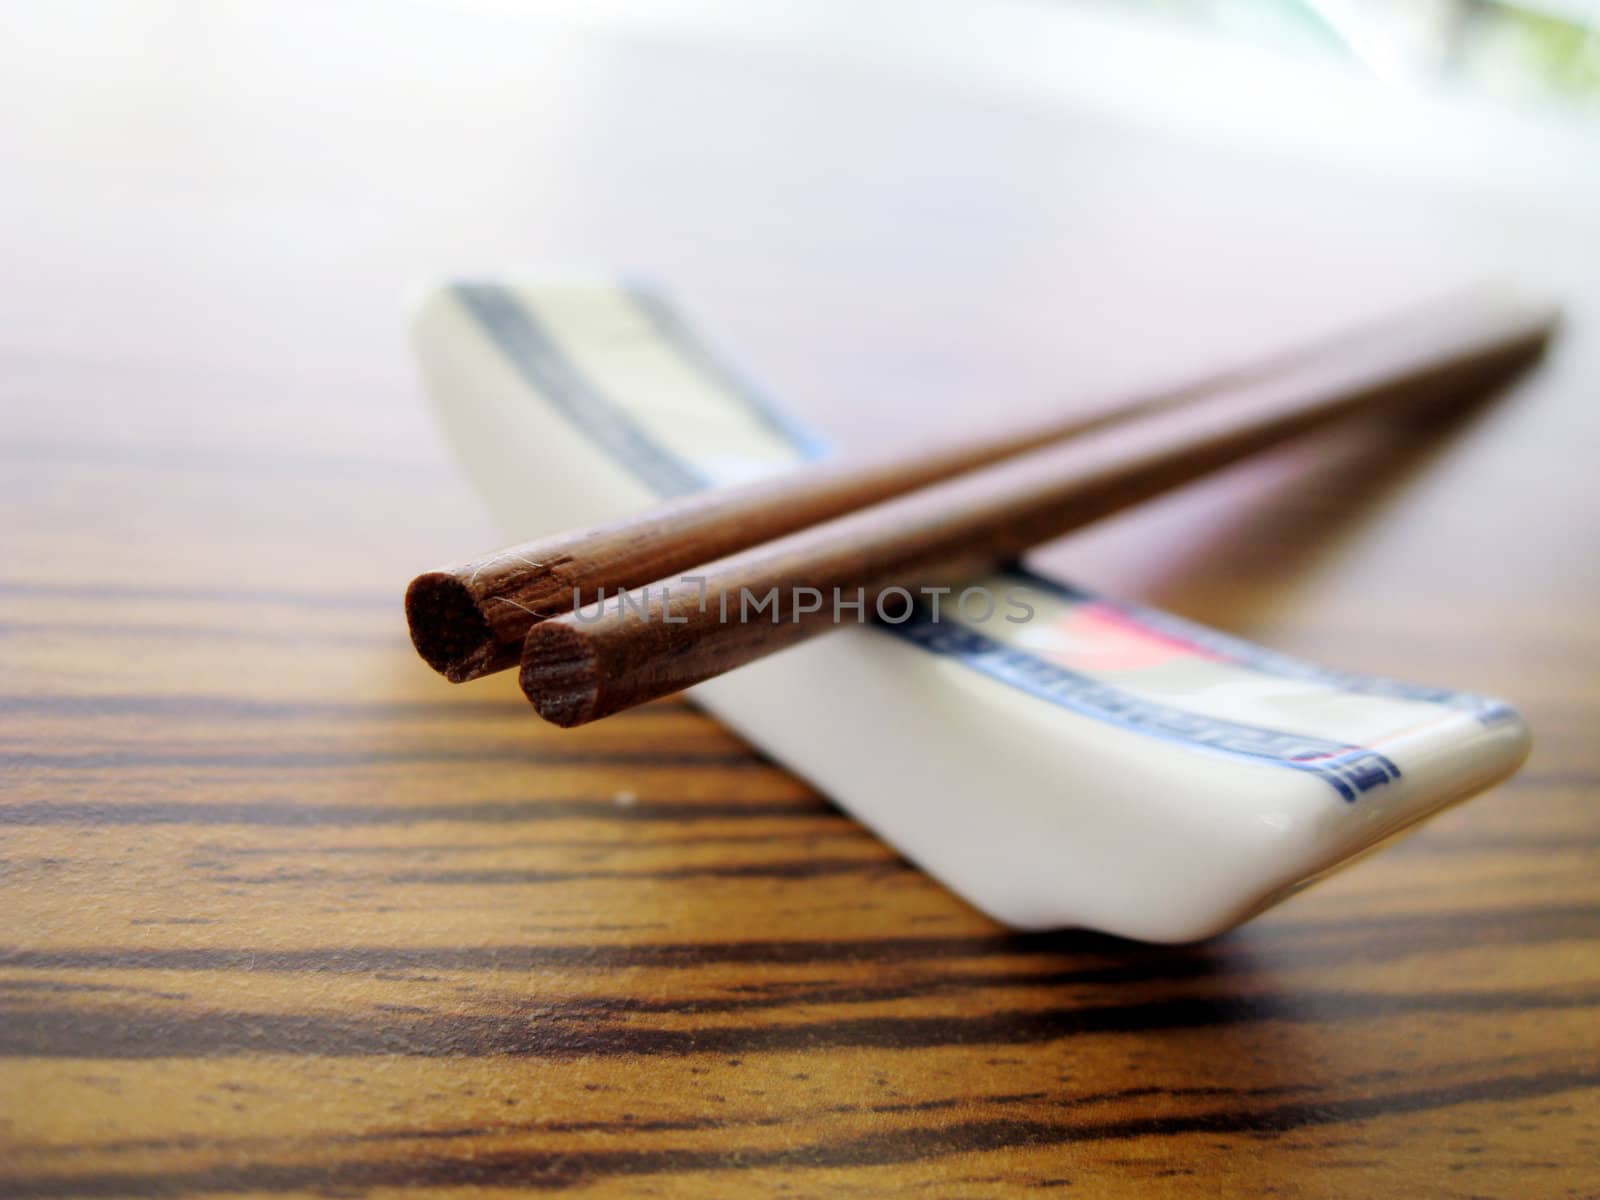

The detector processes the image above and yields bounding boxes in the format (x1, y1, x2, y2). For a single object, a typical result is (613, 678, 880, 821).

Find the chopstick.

(406, 290, 1505, 684)
(518, 292, 1555, 727)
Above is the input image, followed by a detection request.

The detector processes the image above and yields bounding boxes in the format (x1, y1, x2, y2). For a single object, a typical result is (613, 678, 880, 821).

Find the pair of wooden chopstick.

(407, 289, 1555, 727)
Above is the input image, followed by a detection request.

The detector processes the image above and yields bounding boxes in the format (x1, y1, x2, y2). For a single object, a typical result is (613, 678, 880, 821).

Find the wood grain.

(2, 4, 1598, 1197)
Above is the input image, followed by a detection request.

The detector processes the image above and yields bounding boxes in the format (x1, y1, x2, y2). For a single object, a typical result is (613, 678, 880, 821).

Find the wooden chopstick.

(406, 290, 1504, 684)
(518, 293, 1556, 727)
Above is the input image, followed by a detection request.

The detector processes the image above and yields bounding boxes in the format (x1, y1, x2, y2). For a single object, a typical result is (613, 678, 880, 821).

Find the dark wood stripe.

(1390, 830, 1600, 854)
(2, 988, 1594, 1060)
(201, 857, 904, 887)
(0, 1082, 1333, 1156)
(217, 828, 858, 854)
(0, 797, 829, 827)
(0, 747, 765, 771)
(0, 694, 692, 720)
(3, 902, 1591, 974)
(2, 1068, 1592, 1196)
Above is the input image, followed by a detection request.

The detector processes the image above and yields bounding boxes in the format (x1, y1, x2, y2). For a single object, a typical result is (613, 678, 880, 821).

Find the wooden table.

(3, 5, 1597, 1196)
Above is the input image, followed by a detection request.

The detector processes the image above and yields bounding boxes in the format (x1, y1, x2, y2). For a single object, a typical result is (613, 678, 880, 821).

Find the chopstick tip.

(406, 570, 501, 683)
(521, 621, 604, 727)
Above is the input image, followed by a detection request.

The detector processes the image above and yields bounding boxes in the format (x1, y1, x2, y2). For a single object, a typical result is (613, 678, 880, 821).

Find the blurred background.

(4, 0, 1597, 607)
(477, 0, 1600, 117)
(432, 0, 1600, 176)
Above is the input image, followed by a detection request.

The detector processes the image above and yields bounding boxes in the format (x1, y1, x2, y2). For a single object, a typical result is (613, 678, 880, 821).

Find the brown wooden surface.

(2, 5, 1598, 1197)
